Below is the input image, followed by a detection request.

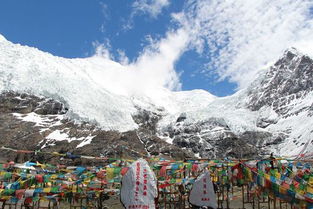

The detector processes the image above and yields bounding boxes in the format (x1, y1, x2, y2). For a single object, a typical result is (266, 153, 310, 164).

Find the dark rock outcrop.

(0, 92, 192, 165)
(247, 48, 313, 115)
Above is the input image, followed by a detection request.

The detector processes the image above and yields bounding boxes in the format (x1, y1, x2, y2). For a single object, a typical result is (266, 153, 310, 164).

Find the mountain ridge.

(1, 36, 313, 162)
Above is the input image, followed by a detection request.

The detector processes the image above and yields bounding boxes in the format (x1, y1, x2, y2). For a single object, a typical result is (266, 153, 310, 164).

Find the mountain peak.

(247, 47, 313, 113)
(283, 47, 302, 56)
(274, 47, 304, 67)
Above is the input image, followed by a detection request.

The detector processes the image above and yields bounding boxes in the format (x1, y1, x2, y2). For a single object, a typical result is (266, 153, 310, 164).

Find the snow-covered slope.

(1, 34, 313, 159)
(157, 48, 313, 158)
(0, 35, 216, 132)
(245, 49, 313, 157)
(0, 37, 139, 131)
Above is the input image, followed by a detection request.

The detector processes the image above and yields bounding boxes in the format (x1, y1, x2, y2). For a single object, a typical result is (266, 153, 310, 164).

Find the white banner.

(189, 169, 217, 209)
(121, 159, 158, 209)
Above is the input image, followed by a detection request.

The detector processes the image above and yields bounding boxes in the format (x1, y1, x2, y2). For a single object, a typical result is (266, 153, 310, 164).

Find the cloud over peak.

(95, 0, 313, 95)
(175, 0, 313, 89)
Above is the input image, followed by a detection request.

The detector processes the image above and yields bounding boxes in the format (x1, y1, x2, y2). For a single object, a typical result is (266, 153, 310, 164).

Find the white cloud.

(99, 2, 109, 20)
(132, 0, 170, 18)
(91, 28, 189, 96)
(94, 0, 313, 96)
(122, 0, 170, 30)
(117, 49, 129, 65)
(98, 2, 110, 33)
(130, 28, 189, 91)
(173, 0, 313, 89)
(92, 40, 111, 59)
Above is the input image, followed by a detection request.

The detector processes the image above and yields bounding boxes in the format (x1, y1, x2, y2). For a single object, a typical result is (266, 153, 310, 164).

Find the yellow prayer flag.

(279, 186, 287, 194)
(1, 196, 11, 200)
(51, 174, 57, 179)
(264, 174, 270, 180)
(297, 189, 305, 195)
(247, 170, 253, 181)
(41, 197, 48, 201)
(19, 180, 26, 187)
(36, 162, 46, 168)
(106, 168, 115, 180)
(43, 187, 51, 193)
(307, 186, 313, 194)
(275, 172, 281, 179)
(176, 179, 182, 183)
(71, 185, 78, 193)
(84, 179, 90, 185)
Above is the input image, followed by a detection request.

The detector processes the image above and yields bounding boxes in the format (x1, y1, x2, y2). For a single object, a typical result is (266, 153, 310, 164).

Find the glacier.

(1, 34, 313, 158)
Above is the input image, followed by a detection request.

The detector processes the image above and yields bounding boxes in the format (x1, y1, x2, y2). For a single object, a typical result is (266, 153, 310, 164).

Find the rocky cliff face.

(156, 48, 313, 159)
(246, 48, 313, 115)
(159, 117, 260, 159)
(1, 36, 313, 163)
(0, 92, 192, 164)
(245, 48, 313, 157)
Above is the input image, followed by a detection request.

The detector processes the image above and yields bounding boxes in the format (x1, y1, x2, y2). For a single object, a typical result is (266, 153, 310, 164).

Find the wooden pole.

(242, 185, 245, 209)
(268, 196, 271, 209)
(274, 197, 277, 209)
(98, 180, 104, 209)
(226, 185, 229, 209)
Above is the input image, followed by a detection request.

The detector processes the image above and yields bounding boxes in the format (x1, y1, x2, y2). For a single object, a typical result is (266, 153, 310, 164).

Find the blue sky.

(0, 0, 312, 96)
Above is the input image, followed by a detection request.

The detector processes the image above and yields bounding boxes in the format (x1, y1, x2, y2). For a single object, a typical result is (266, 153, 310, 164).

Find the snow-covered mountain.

(0, 34, 216, 131)
(158, 48, 313, 158)
(0, 34, 312, 162)
(245, 49, 313, 157)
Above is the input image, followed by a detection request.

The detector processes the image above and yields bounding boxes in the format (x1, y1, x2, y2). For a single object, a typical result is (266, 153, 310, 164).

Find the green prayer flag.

(4, 172, 12, 180)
